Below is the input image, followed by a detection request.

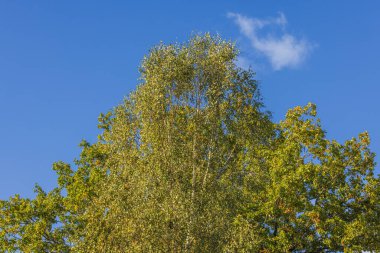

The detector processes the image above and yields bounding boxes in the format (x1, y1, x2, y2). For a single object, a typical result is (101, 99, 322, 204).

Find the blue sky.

(1, 1, 379, 199)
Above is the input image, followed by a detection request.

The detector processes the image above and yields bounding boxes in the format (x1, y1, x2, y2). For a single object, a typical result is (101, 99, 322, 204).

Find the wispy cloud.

(228, 12, 313, 70)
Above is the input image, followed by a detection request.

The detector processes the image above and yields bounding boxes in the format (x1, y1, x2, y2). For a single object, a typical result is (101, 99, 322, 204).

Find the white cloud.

(228, 12, 313, 70)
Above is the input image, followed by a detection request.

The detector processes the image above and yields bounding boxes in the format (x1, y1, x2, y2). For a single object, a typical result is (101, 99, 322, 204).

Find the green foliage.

(225, 104, 380, 252)
(1, 34, 379, 252)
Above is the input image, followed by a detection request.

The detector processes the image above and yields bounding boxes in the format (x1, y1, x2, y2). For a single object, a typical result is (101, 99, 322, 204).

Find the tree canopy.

(1, 34, 379, 252)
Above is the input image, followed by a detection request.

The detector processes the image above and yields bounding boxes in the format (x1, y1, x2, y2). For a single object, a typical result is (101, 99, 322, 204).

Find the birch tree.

(1, 34, 379, 253)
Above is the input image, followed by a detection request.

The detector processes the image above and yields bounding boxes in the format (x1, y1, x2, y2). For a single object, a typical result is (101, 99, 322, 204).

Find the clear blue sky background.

(1, 1, 379, 199)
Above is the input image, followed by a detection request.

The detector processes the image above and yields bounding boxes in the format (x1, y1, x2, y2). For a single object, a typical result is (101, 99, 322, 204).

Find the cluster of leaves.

(1, 34, 379, 252)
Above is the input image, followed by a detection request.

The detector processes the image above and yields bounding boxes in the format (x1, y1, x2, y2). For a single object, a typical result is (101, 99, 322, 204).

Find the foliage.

(1, 34, 379, 252)
(225, 103, 380, 252)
